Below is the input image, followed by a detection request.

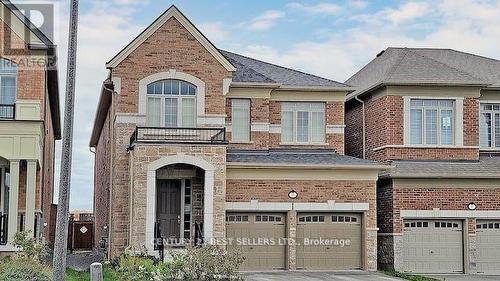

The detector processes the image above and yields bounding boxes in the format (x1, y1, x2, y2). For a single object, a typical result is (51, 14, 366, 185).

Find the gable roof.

(106, 5, 235, 71)
(221, 50, 349, 88)
(346, 47, 500, 99)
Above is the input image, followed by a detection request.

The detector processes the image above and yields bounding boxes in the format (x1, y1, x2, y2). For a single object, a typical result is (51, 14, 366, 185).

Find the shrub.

(171, 245, 245, 280)
(0, 258, 52, 281)
(13, 231, 47, 262)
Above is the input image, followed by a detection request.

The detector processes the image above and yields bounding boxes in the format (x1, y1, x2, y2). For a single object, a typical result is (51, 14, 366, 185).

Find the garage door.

(226, 213, 286, 271)
(296, 213, 362, 270)
(402, 220, 463, 274)
(476, 220, 500, 275)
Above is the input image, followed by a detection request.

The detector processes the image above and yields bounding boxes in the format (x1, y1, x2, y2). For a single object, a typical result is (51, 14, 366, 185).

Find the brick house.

(90, 6, 387, 271)
(345, 47, 500, 275)
(0, 1, 60, 252)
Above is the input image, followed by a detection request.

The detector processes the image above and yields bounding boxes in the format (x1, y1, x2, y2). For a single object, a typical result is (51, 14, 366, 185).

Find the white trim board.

(106, 5, 235, 71)
(226, 200, 369, 212)
(400, 209, 500, 219)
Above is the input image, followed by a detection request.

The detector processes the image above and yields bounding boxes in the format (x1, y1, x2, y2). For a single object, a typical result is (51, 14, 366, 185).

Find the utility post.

(52, 0, 79, 280)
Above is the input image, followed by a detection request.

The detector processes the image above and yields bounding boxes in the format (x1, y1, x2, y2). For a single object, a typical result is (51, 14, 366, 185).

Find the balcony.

(129, 126, 227, 148)
(0, 104, 15, 120)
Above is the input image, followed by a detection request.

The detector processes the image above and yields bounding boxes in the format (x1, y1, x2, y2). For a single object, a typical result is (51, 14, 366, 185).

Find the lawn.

(65, 265, 119, 281)
(381, 271, 441, 281)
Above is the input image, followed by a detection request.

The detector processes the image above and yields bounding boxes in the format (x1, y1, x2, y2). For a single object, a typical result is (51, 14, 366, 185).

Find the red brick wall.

(94, 107, 112, 247)
(226, 179, 376, 227)
(112, 17, 232, 115)
(345, 93, 480, 162)
(345, 101, 364, 158)
(390, 186, 500, 233)
(227, 98, 345, 153)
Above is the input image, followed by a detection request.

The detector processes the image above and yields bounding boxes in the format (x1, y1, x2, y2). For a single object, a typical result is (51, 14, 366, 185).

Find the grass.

(381, 270, 442, 281)
(65, 265, 119, 281)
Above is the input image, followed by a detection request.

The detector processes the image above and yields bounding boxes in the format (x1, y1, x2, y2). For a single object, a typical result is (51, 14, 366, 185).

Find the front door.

(156, 179, 181, 240)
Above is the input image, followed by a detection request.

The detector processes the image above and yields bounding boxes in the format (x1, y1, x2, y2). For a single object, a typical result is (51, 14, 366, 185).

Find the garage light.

(288, 190, 298, 199)
(468, 202, 477, 211)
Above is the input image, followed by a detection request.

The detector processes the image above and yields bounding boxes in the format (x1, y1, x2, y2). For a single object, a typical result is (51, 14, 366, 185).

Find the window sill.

(373, 144, 479, 152)
(480, 148, 500, 152)
(280, 142, 329, 146)
(230, 141, 254, 144)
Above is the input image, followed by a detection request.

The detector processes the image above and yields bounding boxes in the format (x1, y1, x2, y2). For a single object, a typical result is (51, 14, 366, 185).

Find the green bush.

(114, 245, 244, 280)
(171, 245, 244, 280)
(0, 258, 52, 281)
(13, 231, 47, 262)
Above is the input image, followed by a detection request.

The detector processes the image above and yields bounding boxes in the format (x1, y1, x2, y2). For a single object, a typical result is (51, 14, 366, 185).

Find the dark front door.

(156, 179, 181, 240)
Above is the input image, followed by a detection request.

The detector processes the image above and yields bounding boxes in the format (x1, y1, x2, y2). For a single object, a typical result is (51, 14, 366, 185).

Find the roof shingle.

(221, 50, 349, 88)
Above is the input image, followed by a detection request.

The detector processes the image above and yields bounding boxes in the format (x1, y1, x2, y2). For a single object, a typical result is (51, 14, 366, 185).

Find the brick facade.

(1, 16, 58, 245)
(92, 7, 377, 271)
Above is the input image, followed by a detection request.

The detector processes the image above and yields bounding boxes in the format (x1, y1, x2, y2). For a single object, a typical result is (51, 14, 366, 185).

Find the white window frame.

(0, 59, 17, 105)
(281, 102, 326, 144)
(231, 99, 251, 142)
(146, 79, 197, 127)
(480, 103, 500, 149)
(403, 97, 463, 147)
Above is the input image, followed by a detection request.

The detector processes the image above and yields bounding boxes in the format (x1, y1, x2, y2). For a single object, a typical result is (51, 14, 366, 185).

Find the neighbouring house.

(0, 0, 60, 252)
(345, 47, 500, 275)
(90, 5, 387, 271)
(70, 211, 94, 222)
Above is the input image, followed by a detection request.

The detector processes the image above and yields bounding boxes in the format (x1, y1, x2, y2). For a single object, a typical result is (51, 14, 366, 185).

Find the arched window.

(0, 58, 17, 105)
(146, 79, 197, 127)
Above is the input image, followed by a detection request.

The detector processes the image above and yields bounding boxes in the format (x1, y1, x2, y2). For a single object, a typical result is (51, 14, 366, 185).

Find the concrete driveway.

(425, 275, 500, 281)
(242, 271, 402, 281)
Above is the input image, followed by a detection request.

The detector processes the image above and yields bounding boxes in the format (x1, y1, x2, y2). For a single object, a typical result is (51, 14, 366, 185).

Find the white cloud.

(235, 0, 500, 82)
(287, 2, 342, 15)
(348, 0, 368, 9)
(246, 10, 285, 31)
(198, 22, 228, 43)
(353, 1, 432, 25)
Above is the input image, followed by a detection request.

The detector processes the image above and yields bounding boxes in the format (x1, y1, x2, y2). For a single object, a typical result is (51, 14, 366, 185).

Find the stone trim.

(400, 209, 500, 218)
(403, 96, 464, 146)
(138, 70, 206, 123)
(226, 200, 369, 212)
(145, 154, 216, 254)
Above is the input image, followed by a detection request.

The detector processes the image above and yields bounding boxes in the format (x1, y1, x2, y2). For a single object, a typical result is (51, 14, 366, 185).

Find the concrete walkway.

(242, 271, 403, 281)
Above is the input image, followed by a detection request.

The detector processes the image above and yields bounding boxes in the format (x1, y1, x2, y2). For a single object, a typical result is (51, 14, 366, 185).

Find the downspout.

(355, 96, 366, 159)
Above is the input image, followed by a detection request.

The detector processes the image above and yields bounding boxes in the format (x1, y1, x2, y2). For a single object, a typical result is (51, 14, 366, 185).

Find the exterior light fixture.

(468, 202, 477, 211)
(288, 190, 298, 199)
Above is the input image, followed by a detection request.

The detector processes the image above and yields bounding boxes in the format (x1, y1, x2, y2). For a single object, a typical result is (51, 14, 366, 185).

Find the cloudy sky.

(45, 0, 500, 211)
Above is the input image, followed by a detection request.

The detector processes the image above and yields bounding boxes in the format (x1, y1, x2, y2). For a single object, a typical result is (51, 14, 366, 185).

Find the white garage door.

(402, 220, 463, 274)
(476, 220, 500, 275)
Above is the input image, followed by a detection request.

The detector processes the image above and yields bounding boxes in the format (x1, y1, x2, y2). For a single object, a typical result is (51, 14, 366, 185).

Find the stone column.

(7, 160, 20, 242)
(287, 210, 297, 270)
(25, 160, 37, 236)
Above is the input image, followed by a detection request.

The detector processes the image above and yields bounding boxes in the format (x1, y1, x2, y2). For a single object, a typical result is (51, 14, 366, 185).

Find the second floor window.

(146, 79, 196, 127)
(480, 104, 500, 149)
(231, 99, 250, 142)
(410, 99, 455, 145)
(282, 102, 325, 144)
(0, 59, 16, 104)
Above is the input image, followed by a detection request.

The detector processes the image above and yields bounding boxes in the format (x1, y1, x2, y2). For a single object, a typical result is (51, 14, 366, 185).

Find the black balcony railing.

(0, 213, 7, 245)
(129, 126, 227, 148)
(0, 104, 15, 120)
